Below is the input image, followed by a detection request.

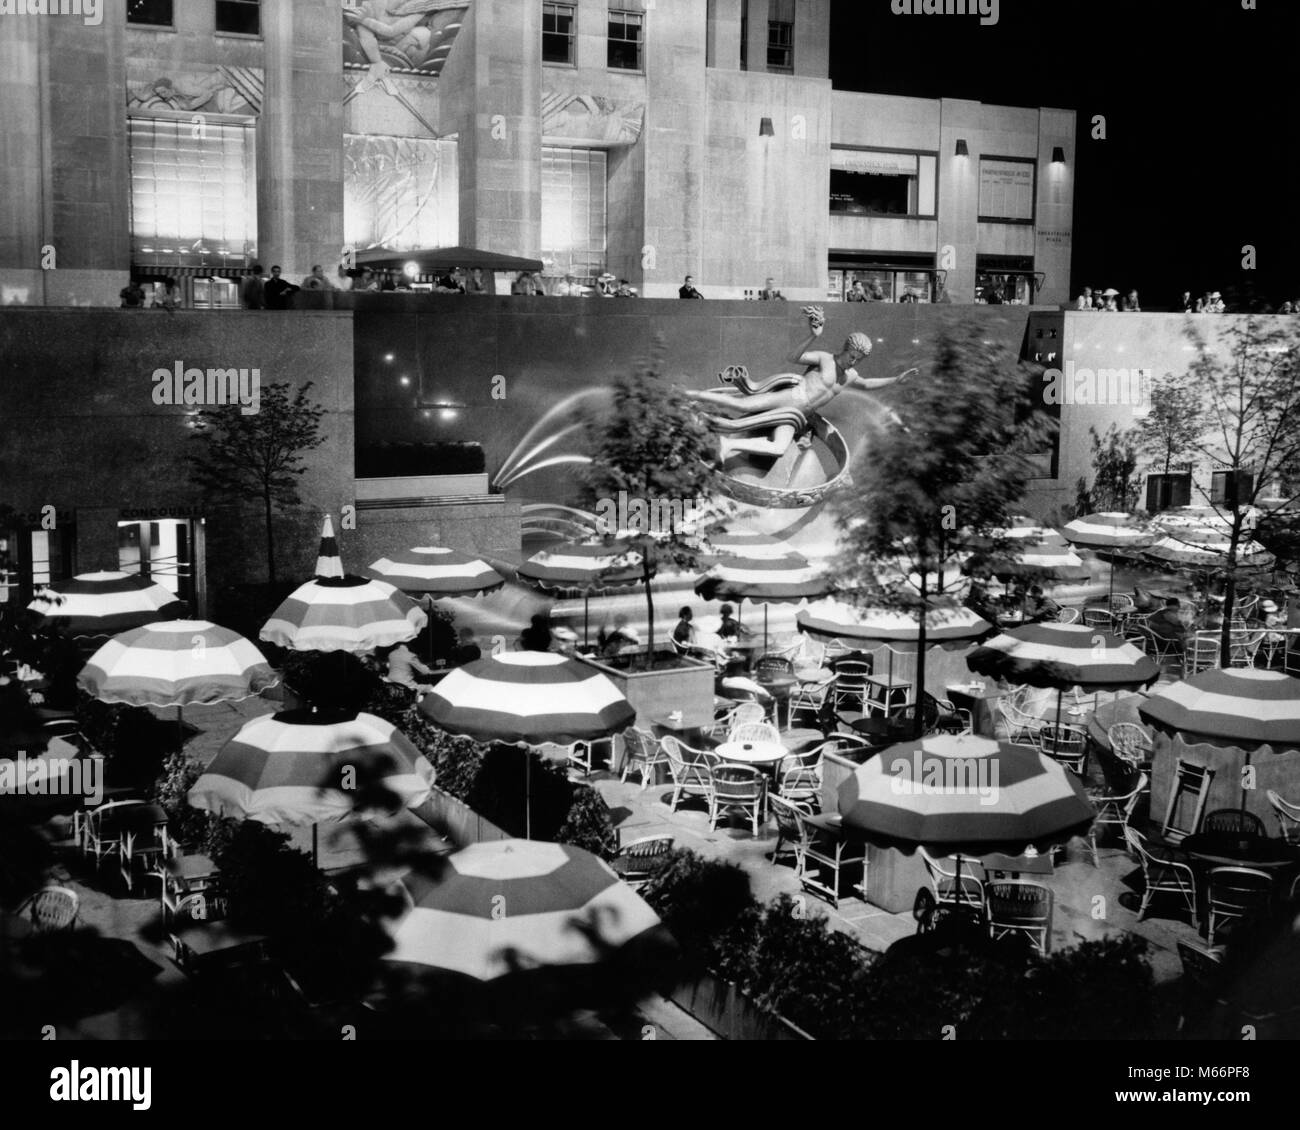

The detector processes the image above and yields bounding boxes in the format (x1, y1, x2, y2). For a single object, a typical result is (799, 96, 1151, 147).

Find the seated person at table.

(451, 627, 482, 666)
(519, 614, 553, 652)
(716, 604, 750, 642)
(385, 642, 435, 692)
(673, 606, 696, 647)
(598, 614, 641, 657)
(1024, 585, 1060, 623)
(1147, 598, 1189, 649)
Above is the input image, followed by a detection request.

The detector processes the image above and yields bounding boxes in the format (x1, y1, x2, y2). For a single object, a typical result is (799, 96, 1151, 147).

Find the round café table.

(714, 740, 788, 768)
(1180, 832, 1298, 926)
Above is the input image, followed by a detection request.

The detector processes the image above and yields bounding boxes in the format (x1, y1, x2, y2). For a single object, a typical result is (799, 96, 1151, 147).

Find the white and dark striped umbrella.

(797, 599, 992, 650)
(27, 571, 187, 638)
(973, 526, 1091, 583)
(517, 539, 645, 594)
(383, 840, 662, 982)
(1062, 512, 1154, 551)
(78, 620, 278, 708)
(418, 651, 634, 746)
(838, 734, 1094, 849)
(261, 577, 427, 653)
(1143, 528, 1275, 571)
(364, 546, 505, 597)
(314, 515, 344, 579)
(693, 548, 829, 604)
(187, 709, 435, 826)
(1139, 669, 1300, 754)
(966, 622, 1160, 692)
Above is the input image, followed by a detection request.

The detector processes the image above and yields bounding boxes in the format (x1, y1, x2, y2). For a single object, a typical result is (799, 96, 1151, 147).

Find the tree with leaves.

(1138, 373, 1205, 487)
(1078, 424, 1141, 514)
(188, 382, 326, 587)
(580, 341, 722, 669)
(832, 322, 1054, 738)
(1175, 317, 1300, 665)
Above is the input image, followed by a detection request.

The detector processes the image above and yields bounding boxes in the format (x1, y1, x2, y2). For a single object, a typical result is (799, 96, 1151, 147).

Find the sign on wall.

(978, 158, 1035, 222)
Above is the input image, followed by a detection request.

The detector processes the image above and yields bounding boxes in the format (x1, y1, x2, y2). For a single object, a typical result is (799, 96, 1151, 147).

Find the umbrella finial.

(315, 515, 344, 579)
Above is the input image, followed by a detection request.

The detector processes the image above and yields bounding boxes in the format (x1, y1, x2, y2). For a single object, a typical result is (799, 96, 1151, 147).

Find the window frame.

(977, 154, 1038, 226)
(542, 1, 578, 67)
(1146, 472, 1194, 513)
(607, 7, 645, 72)
(126, 0, 174, 29)
(766, 18, 794, 72)
(215, 0, 261, 38)
(829, 146, 939, 220)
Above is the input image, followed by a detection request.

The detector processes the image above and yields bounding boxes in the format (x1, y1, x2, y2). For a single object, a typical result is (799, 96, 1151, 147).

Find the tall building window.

(542, 2, 577, 65)
(216, 0, 260, 36)
(541, 147, 607, 279)
(767, 0, 794, 72)
(1211, 470, 1255, 509)
(129, 115, 258, 268)
(127, 0, 173, 26)
(608, 8, 644, 71)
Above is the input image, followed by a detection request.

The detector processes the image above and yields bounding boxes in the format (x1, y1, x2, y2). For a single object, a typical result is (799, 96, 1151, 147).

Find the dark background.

(830, 0, 1297, 310)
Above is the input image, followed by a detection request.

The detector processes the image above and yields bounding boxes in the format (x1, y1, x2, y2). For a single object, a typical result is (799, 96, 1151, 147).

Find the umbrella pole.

(525, 753, 532, 840)
(584, 595, 590, 650)
(177, 705, 184, 756)
(312, 824, 319, 870)
(764, 605, 769, 654)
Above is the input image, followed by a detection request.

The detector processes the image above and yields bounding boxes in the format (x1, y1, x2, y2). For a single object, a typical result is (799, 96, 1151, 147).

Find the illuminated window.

(543, 2, 576, 65)
(129, 115, 258, 268)
(345, 135, 459, 254)
(128, 0, 173, 26)
(216, 0, 260, 36)
(608, 9, 644, 71)
(767, 0, 794, 72)
(830, 149, 937, 217)
(541, 147, 607, 279)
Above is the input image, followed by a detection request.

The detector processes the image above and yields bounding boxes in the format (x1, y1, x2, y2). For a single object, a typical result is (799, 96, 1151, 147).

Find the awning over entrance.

(354, 246, 545, 273)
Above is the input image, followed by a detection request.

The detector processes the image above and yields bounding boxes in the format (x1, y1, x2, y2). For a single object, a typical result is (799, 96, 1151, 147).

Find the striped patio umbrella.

(314, 515, 344, 579)
(187, 708, 435, 862)
(518, 538, 646, 646)
(694, 532, 831, 650)
(1062, 512, 1155, 604)
(1143, 528, 1275, 572)
(838, 734, 1094, 851)
(260, 514, 427, 653)
(797, 599, 993, 648)
(27, 571, 187, 638)
(78, 620, 278, 708)
(419, 651, 635, 838)
(261, 577, 427, 653)
(364, 546, 505, 597)
(967, 621, 1160, 732)
(1138, 668, 1300, 755)
(972, 526, 1091, 584)
(1062, 512, 1155, 551)
(383, 840, 663, 983)
(419, 651, 634, 747)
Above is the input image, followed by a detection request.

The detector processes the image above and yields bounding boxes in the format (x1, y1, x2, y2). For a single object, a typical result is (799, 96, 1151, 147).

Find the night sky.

(830, 0, 1298, 309)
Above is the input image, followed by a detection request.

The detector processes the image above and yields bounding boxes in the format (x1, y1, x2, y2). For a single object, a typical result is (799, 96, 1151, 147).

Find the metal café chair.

(985, 880, 1054, 955)
(1205, 866, 1274, 947)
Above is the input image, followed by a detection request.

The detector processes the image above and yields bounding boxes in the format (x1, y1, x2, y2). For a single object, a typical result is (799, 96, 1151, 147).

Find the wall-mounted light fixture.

(954, 139, 969, 157)
(403, 260, 421, 279)
(1051, 146, 1066, 164)
(759, 117, 775, 137)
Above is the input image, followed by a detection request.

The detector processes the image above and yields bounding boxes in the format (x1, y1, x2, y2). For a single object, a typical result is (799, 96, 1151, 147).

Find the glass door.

(118, 519, 202, 613)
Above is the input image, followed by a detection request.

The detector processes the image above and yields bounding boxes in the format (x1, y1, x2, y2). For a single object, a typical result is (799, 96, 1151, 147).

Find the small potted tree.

(576, 341, 721, 728)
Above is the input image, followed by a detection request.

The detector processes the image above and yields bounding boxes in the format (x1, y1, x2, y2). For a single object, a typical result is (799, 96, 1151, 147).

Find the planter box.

(577, 653, 715, 741)
(412, 784, 511, 847)
(668, 972, 813, 1041)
